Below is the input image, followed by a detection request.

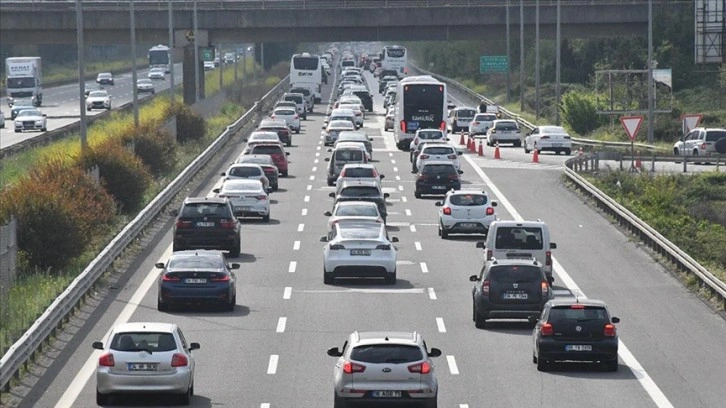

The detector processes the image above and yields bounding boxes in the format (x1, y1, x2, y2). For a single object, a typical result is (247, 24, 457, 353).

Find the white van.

(476, 220, 557, 283)
(324, 143, 368, 186)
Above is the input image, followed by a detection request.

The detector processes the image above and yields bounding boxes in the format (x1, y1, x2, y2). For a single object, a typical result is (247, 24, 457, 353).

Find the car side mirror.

(189, 342, 201, 351)
(428, 347, 442, 358)
(169, 209, 179, 216)
(527, 315, 539, 324)
(328, 192, 335, 198)
(435, 201, 443, 207)
(43, 114, 47, 117)
(92, 341, 104, 350)
(475, 241, 485, 249)
(457, 151, 463, 155)
(550, 242, 557, 249)
(230, 263, 240, 269)
(327, 347, 342, 357)
(286, 152, 290, 156)
(491, 201, 498, 207)
(458, 170, 464, 174)
(379, 174, 385, 179)
(391, 237, 399, 243)
(324, 211, 332, 216)
(266, 187, 273, 194)
(220, 172, 226, 177)
(320, 236, 329, 242)
(611, 317, 620, 323)
(154, 262, 165, 269)
(213, 188, 220, 193)
(383, 193, 390, 198)
(469, 275, 479, 282)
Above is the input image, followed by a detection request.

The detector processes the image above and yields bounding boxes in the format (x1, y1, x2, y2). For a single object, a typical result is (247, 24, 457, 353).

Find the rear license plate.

(185, 278, 207, 284)
(128, 363, 158, 371)
(432, 186, 446, 190)
(372, 390, 402, 398)
(502, 292, 528, 300)
(552, 143, 561, 147)
(196, 222, 214, 227)
(350, 249, 371, 256)
(460, 222, 478, 228)
(566, 345, 593, 352)
(235, 206, 251, 212)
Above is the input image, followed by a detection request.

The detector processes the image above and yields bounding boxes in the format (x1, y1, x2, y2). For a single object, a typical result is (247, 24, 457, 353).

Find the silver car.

(93, 322, 199, 405)
(327, 331, 441, 407)
(324, 201, 384, 234)
(213, 178, 271, 221)
(324, 120, 356, 146)
(436, 189, 498, 239)
(221, 163, 270, 191)
(271, 107, 301, 133)
(320, 222, 398, 284)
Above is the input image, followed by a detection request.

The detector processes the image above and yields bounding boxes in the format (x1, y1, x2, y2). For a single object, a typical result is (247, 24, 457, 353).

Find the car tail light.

(545, 250, 552, 266)
(330, 244, 345, 250)
(570, 304, 585, 309)
(210, 274, 230, 282)
(448, 174, 459, 180)
(408, 361, 431, 374)
(486, 207, 494, 215)
(442, 207, 452, 215)
(540, 323, 554, 336)
(419, 154, 429, 160)
(447, 154, 457, 159)
(219, 219, 236, 229)
(171, 353, 188, 367)
(175, 220, 191, 228)
(541, 281, 549, 295)
(400, 120, 407, 133)
(356, 112, 362, 117)
(700, 143, 707, 150)
(486, 249, 493, 260)
(481, 280, 490, 295)
(604, 323, 617, 337)
(343, 361, 366, 374)
(162, 273, 180, 282)
(417, 174, 429, 180)
(376, 244, 391, 250)
(439, 121, 446, 131)
(256, 195, 267, 200)
(99, 353, 115, 367)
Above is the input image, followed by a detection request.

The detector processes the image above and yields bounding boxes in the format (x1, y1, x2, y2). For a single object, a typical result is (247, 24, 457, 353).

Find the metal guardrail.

(0, 75, 290, 391)
(564, 168, 726, 309)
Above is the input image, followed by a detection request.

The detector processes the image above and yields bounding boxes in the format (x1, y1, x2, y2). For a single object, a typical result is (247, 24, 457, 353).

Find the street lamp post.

(647, 0, 655, 143)
(130, 0, 139, 128)
(555, 0, 561, 125)
(75, 0, 87, 149)
(168, 0, 174, 105)
(519, 0, 525, 112)
(506, 0, 511, 104)
(193, 0, 200, 102)
(535, 0, 540, 120)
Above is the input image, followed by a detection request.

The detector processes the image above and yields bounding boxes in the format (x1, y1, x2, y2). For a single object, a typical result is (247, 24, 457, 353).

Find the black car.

(170, 197, 242, 257)
(470, 258, 552, 329)
(413, 161, 462, 198)
(350, 89, 373, 112)
(531, 298, 620, 372)
(156, 250, 238, 311)
(329, 180, 389, 222)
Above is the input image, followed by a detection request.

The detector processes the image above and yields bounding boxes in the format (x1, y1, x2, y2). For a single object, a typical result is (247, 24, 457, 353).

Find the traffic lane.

(480, 164, 726, 407)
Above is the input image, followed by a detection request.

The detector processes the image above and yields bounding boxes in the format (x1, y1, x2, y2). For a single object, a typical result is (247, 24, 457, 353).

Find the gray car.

(327, 331, 441, 408)
(93, 322, 200, 405)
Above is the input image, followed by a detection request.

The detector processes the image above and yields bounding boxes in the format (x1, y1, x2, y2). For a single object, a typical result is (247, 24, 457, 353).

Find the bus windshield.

(293, 57, 319, 70)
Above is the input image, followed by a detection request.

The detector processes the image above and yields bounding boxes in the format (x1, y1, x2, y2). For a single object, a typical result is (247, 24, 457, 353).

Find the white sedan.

(148, 68, 166, 80)
(415, 143, 462, 172)
(271, 107, 301, 134)
(320, 222, 399, 285)
(221, 163, 270, 191)
(86, 90, 111, 111)
(213, 178, 271, 221)
(324, 201, 384, 233)
(524, 125, 573, 155)
(13, 109, 47, 132)
(136, 79, 156, 94)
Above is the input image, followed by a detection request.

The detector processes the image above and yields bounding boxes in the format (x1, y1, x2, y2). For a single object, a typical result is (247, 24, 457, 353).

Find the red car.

(243, 143, 290, 177)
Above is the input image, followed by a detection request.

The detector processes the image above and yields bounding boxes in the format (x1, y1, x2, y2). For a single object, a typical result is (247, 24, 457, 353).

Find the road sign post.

(680, 114, 702, 173)
(480, 56, 508, 74)
(620, 116, 644, 172)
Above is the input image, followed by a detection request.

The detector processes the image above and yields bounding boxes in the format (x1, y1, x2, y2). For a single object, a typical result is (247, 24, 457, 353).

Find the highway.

(0, 64, 183, 150)
(8, 69, 726, 408)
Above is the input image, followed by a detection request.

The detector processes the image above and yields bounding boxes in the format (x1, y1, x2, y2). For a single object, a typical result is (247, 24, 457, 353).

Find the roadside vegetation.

(0, 60, 288, 356)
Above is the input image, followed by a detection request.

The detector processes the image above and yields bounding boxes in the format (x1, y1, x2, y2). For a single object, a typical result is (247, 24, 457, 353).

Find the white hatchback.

(487, 120, 522, 147)
(213, 178, 271, 221)
(271, 107, 301, 133)
(415, 143, 462, 172)
(436, 190, 498, 239)
(324, 201, 384, 234)
(221, 163, 270, 191)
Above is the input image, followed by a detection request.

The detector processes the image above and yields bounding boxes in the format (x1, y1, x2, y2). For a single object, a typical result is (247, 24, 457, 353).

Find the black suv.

(349, 88, 373, 112)
(413, 161, 462, 198)
(531, 298, 620, 372)
(329, 180, 389, 222)
(469, 258, 552, 329)
(171, 197, 242, 257)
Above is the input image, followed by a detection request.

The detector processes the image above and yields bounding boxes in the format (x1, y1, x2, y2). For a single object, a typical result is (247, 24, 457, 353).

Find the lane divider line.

(420, 262, 429, 273)
(288, 261, 297, 273)
(267, 355, 279, 374)
(415, 242, 422, 251)
(276, 317, 287, 333)
(297, 223, 305, 232)
(293, 241, 300, 250)
(410, 225, 417, 232)
(301, 209, 308, 216)
(304, 195, 310, 202)
(447, 355, 459, 375)
(283, 287, 292, 300)
(405, 209, 412, 216)
(436, 317, 447, 333)
(428, 288, 437, 300)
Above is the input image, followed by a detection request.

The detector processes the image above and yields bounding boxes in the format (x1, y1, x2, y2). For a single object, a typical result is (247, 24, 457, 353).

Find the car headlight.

(36, 120, 43, 124)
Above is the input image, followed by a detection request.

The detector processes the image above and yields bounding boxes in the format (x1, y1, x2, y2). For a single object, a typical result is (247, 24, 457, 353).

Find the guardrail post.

(651, 155, 656, 172)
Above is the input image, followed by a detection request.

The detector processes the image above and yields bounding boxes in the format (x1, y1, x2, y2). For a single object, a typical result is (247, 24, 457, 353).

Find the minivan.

(476, 220, 557, 284)
(325, 143, 368, 186)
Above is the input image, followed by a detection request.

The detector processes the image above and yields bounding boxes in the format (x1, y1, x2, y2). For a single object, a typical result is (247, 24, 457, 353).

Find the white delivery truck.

(6, 57, 43, 107)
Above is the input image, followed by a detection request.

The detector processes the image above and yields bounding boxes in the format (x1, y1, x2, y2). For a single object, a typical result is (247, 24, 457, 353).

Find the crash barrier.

(0, 75, 290, 391)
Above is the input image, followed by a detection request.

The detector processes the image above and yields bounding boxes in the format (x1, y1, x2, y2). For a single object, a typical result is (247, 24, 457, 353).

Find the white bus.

(394, 76, 447, 150)
(381, 45, 407, 79)
(148, 44, 171, 73)
(290, 53, 322, 104)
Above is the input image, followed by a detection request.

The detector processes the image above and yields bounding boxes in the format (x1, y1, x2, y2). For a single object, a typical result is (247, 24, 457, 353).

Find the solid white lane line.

(410, 224, 417, 232)
(297, 223, 305, 232)
(396, 175, 401, 181)
(401, 196, 408, 203)
(398, 185, 404, 191)
(463, 154, 675, 408)
(276, 317, 287, 333)
(304, 195, 310, 202)
(293, 241, 300, 250)
(415, 242, 422, 251)
(283, 287, 292, 299)
(267, 355, 279, 374)
(288, 261, 297, 273)
(436, 317, 447, 333)
(447, 355, 460, 375)
(309, 175, 315, 181)
(428, 288, 437, 300)
(405, 209, 412, 216)
(420, 262, 429, 273)
(393, 166, 399, 172)
(307, 185, 312, 191)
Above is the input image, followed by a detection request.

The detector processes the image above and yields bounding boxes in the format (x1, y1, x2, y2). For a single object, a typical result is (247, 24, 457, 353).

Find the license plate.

(502, 292, 528, 300)
(234, 206, 251, 212)
(128, 363, 158, 371)
(196, 222, 214, 227)
(552, 143, 561, 147)
(460, 222, 478, 228)
(432, 186, 446, 190)
(350, 249, 371, 256)
(185, 278, 207, 284)
(566, 345, 593, 352)
(372, 390, 402, 398)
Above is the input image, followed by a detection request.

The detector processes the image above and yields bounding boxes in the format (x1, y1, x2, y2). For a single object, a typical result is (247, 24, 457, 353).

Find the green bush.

(132, 126, 178, 175)
(173, 104, 206, 143)
(561, 90, 603, 135)
(78, 141, 152, 213)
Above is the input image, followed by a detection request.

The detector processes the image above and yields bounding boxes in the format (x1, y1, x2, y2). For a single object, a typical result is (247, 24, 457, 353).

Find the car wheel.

(178, 386, 191, 405)
(226, 294, 236, 312)
(273, 184, 278, 191)
(303, 114, 307, 120)
(385, 269, 397, 285)
(673, 148, 680, 156)
(228, 241, 241, 258)
(96, 389, 110, 406)
(327, 179, 334, 187)
(533, 352, 538, 364)
(474, 305, 487, 329)
(295, 129, 300, 135)
(262, 213, 270, 222)
(14, 130, 20, 133)
(440, 226, 448, 239)
(333, 392, 348, 408)
(157, 298, 168, 312)
(605, 359, 619, 372)
(524, 143, 530, 153)
(287, 140, 292, 147)
(564, 148, 571, 155)
(323, 269, 335, 285)
(41, 127, 47, 132)
(515, 140, 522, 147)
(87, 107, 92, 111)
(414, 191, 421, 199)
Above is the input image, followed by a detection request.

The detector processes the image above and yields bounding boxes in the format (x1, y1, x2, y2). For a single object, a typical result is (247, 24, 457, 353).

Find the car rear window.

(422, 164, 456, 175)
(351, 345, 423, 364)
(180, 202, 229, 218)
(418, 131, 443, 140)
(275, 109, 296, 116)
(252, 145, 283, 155)
(168, 255, 225, 269)
(496, 122, 519, 131)
(342, 168, 374, 178)
(548, 306, 609, 324)
(475, 114, 497, 121)
(489, 265, 542, 282)
(705, 130, 726, 142)
(228, 166, 261, 177)
(423, 147, 455, 155)
(340, 186, 380, 197)
(449, 194, 487, 206)
(457, 109, 476, 118)
(284, 95, 302, 103)
(336, 205, 378, 217)
(110, 332, 177, 352)
(290, 88, 310, 96)
(335, 149, 364, 161)
(494, 227, 543, 249)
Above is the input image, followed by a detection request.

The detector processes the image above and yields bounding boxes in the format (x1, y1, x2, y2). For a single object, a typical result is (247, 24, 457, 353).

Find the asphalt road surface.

(8, 70, 726, 408)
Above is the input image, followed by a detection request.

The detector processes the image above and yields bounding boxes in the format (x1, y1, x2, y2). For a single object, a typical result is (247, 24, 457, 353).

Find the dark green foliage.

(173, 104, 206, 143)
(560, 91, 603, 135)
(133, 127, 177, 175)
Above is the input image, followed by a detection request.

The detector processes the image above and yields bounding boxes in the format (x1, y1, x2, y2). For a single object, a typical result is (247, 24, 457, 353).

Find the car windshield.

(475, 114, 496, 121)
(16, 110, 41, 117)
(338, 227, 381, 239)
(489, 265, 542, 282)
(496, 122, 519, 131)
(275, 109, 296, 116)
(137, 80, 152, 85)
(168, 255, 225, 269)
(342, 168, 374, 178)
(706, 130, 726, 142)
(422, 164, 456, 175)
(110, 332, 177, 352)
(336, 205, 378, 217)
(549, 306, 609, 323)
(89, 91, 107, 97)
(284, 95, 303, 103)
(541, 126, 567, 134)
(494, 227, 543, 249)
(340, 186, 380, 197)
(180, 202, 229, 218)
(252, 146, 283, 155)
(450, 194, 487, 206)
(351, 345, 423, 364)
(222, 183, 262, 194)
(98, 74, 111, 79)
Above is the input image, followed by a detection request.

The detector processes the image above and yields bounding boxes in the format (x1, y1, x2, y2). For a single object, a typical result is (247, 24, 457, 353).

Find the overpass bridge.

(0, 0, 692, 45)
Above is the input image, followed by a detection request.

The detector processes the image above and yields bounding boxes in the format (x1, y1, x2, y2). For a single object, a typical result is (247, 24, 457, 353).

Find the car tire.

(422, 397, 438, 408)
(323, 269, 335, 285)
(87, 107, 92, 111)
(537, 357, 550, 372)
(414, 191, 421, 199)
(440, 226, 448, 239)
(532, 353, 538, 364)
(524, 143, 530, 154)
(273, 184, 278, 191)
(178, 386, 191, 405)
(515, 140, 522, 147)
(262, 213, 270, 222)
(41, 127, 47, 132)
(605, 359, 619, 372)
(157, 298, 168, 312)
(302, 114, 307, 120)
(564, 148, 571, 155)
(229, 241, 241, 258)
(385, 269, 397, 285)
(96, 389, 110, 406)
(287, 140, 292, 147)
(327, 179, 334, 187)
(673, 148, 680, 156)
(282, 171, 288, 177)
(226, 294, 236, 312)
(474, 305, 487, 329)
(295, 129, 300, 134)
(333, 392, 348, 408)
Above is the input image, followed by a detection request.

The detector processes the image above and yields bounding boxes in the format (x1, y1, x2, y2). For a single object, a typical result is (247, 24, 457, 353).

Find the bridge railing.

(0, 75, 289, 391)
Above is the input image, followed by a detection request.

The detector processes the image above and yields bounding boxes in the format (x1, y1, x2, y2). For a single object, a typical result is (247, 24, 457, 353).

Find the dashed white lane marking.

(261, 404, 271, 408)
(405, 209, 412, 216)
(267, 355, 279, 374)
(460, 405, 470, 408)
(304, 195, 310, 202)
(312, 166, 317, 172)
(293, 241, 300, 250)
(391, 159, 397, 164)
(389, 152, 393, 157)
(309, 175, 315, 181)
(315, 151, 320, 156)
(401, 196, 408, 203)
(410, 224, 417, 232)
(314, 159, 319, 164)
(420, 262, 429, 273)
(436, 317, 447, 333)
(396, 175, 401, 181)
(297, 223, 305, 232)
(398, 185, 404, 191)
(283, 287, 292, 299)
(307, 185, 312, 191)
(276, 317, 287, 333)
(288, 261, 297, 273)
(447, 355, 460, 375)
(415, 242, 422, 251)
(301, 208, 308, 216)
(296, 288, 425, 294)
(428, 288, 437, 300)
(393, 166, 398, 172)
(316, 146, 321, 151)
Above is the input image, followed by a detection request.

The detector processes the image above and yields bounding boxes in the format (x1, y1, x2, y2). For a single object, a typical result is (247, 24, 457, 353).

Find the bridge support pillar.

(183, 44, 205, 105)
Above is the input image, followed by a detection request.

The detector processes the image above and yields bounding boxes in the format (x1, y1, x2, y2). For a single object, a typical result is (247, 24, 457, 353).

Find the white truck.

(6, 57, 43, 107)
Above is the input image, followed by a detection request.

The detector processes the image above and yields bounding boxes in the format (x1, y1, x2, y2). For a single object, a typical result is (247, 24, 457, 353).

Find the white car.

(320, 222, 399, 284)
(324, 201, 384, 234)
(136, 79, 156, 94)
(0, 109, 5, 128)
(271, 107, 301, 134)
(86, 90, 111, 111)
(148, 67, 166, 80)
(203, 61, 215, 71)
(409, 129, 448, 162)
(436, 190, 498, 239)
(13, 109, 47, 132)
(220, 163, 270, 191)
(524, 125, 573, 155)
(448, 107, 477, 133)
(487, 119, 522, 147)
(323, 119, 356, 146)
(326, 108, 357, 129)
(93, 322, 199, 405)
(415, 143, 462, 172)
(469, 113, 498, 136)
(213, 178, 271, 221)
(337, 103, 364, 127)
(244, 130, 281, 146)
(384, 106, 395, 131)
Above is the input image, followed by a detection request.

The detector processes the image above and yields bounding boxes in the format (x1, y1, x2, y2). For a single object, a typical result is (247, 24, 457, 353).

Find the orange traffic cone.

(459, 131, 465, 146)
(635, 150, 642, 169)
(478, 140, 484, 156)
(532, 147, 539, 163)
(468, 137, 474, 152)
(494, 142, 501, 159)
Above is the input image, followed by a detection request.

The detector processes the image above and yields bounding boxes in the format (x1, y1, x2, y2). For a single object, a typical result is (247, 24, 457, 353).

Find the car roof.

(284, 92, 304, 97)
(114, 322, 175, 334)
(352, 331, 421, 346)
(229, 163, 263, 169)
(222, 178, 264, 188)
(183, 196, 227, 205)
(328, 120, 355, 128)
(447, 189, 488, 196)
(547, 298, 609, 308)
(490, 219, 547, 228)
(335, 142, 367, 150)
(238, 154, 275, 163)
(336, 200, 378, 208)
(331, 109, 355, 115)
(341, 163, 376, 170)
(258, 119, 288, 128)
(494, 119, 518, 124)
(339, 179, 379, 188)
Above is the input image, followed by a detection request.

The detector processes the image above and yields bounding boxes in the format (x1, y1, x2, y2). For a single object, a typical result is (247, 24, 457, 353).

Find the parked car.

(468, 113, 498, 136)
(524, 125, 573, 155)
(436, 189, 497, 238)
(170, 197, 242, 257)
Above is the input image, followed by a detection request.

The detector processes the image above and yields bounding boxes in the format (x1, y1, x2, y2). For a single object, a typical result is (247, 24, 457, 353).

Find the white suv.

(327, 331, 442, 408)
(436, 189, 498, 238)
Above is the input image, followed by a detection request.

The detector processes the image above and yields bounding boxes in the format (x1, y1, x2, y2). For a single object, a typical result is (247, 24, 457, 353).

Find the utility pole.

(168, 0, 174, 105)
(535, 0, 540, 120)
(218, 46, 223, 91)
(506, 0, 511, 104)
(76, 0, 87, 149)
(193, 0, 200, 102)
(130, 0, 139, 128)
(519, 0, 525, 112)
(555, 0, 561, 125)
(647, 0, 655, 143)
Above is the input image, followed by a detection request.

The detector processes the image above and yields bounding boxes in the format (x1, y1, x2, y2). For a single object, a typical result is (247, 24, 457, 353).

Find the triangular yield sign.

(620, 116, 644, 141)
(681, 114, 703, 133)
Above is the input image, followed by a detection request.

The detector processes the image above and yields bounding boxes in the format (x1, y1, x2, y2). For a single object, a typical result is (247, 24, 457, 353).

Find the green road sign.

(480, 56, 508, 73)
(202, 47, 214, 62)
